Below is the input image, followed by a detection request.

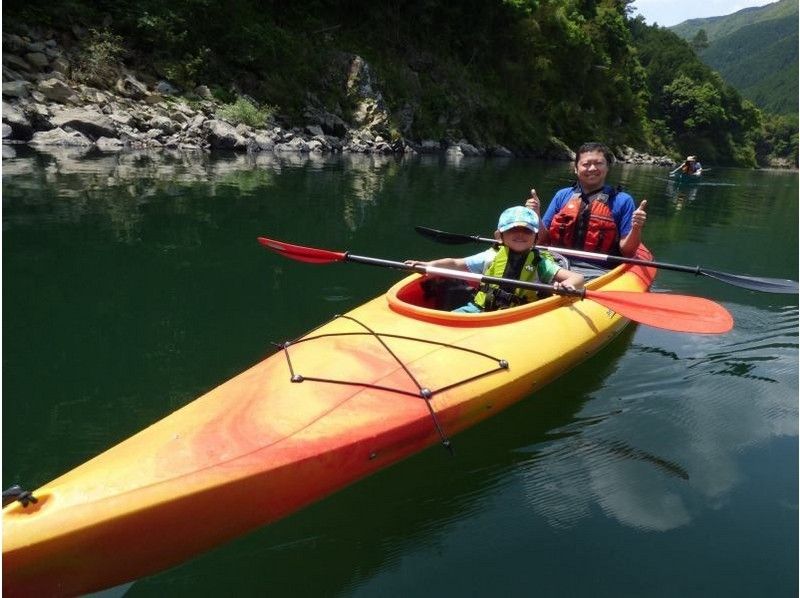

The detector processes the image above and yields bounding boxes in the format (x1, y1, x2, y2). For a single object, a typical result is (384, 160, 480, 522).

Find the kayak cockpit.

(386, 244, 655, 327)
(386, 275, 561, 326)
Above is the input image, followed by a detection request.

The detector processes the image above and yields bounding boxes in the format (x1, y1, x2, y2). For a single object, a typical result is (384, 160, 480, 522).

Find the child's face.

(501, 226, 536, 252)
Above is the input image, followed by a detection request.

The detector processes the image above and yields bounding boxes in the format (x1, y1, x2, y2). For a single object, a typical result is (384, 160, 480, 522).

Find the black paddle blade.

(703, 270, 799, 294)
(414, 226, 494, 245)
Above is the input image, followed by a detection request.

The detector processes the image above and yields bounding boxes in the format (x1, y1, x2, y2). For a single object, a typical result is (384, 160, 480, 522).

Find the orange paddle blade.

(257, 237, 346, 264)
(585, 290, 734, 334)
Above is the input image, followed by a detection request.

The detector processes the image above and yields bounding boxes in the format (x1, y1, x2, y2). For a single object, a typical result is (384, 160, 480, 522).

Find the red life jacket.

(548, 188, 619, 254)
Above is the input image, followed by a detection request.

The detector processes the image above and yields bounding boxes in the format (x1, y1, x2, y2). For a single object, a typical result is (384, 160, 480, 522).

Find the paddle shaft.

(346, 253, 583, 298)
(413, 226, 798, 294)
(411, 229, 708, 275)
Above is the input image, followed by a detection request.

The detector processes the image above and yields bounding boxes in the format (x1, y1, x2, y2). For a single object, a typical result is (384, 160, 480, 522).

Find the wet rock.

(96, 136, 125, 150)
(490, 145, 513, 158)
(275, 137, 309, 153)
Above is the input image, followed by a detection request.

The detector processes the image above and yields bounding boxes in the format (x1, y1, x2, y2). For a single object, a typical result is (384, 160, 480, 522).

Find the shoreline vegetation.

(2, 2, 796, 169)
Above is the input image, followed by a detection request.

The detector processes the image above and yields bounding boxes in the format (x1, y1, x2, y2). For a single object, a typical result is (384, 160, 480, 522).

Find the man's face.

(574, 150, 609, 190)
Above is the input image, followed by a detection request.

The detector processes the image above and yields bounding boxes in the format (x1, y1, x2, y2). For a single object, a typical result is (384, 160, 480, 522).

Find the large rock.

(30, 127, 93, 146)
(24, 52, 49, 69)
(116, 74, 149, 100)
(155, 80, 179, 95)
(274, 137, 309, 153)
(2, 101, 33, 140)
(3, 54, 32, 73)
(2, 80, 32, 98)
(3, 33, 26, 53)
(147, 115, 177, 134)
(37, 77, 76, 102)
(203, 119, 247, 149)
(96, 136, 125, 151)
(50, 56, 70, 75)
(51, 108, 118, 139)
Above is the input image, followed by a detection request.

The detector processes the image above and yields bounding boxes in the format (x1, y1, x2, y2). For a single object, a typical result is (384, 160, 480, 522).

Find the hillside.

(670, 0, 795, 41)
(2, 0, 796, 166)
(701, 17, 797, 114)
(669, 0, 798, 114)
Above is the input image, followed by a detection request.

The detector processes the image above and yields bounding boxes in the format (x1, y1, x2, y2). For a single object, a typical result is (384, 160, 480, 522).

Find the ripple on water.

(513, 302, 797, 533)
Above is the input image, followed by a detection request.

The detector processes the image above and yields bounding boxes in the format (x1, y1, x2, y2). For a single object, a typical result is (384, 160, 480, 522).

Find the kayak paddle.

(257, 236, 734, 334)
(414, 225, 798, 294)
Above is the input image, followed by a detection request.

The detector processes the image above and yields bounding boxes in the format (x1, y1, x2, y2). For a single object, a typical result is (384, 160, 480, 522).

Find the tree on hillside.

(691, 29, 709, 51)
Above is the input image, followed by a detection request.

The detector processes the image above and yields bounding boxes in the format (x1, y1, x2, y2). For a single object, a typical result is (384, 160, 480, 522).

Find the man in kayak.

(406, 206, 584, 313)
(674, 155, 703, 176)
(525, 142, 647, 258)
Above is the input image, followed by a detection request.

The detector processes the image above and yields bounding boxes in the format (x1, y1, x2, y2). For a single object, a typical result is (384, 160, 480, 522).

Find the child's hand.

(404, 260, 429, 268)
(553, 281, 577, 292)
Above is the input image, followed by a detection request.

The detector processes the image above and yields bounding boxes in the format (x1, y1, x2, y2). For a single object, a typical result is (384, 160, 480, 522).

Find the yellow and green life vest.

(473, 246, 541, 311)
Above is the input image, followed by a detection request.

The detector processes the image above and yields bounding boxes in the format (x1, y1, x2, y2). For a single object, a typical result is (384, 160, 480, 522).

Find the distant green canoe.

(669, 172, 702, 184)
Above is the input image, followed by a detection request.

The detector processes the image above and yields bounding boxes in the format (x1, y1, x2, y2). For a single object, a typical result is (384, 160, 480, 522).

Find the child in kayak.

(406, 206, 584, 313)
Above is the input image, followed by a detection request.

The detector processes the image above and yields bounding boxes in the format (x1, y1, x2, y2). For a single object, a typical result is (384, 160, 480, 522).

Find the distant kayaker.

(674, 155, 703, 176)
(525, 142, 647, 258)
(405, 206, 584, 313)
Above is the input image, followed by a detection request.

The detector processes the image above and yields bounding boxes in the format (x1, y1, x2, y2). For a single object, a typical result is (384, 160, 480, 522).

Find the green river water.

(2, 147, 798, 596)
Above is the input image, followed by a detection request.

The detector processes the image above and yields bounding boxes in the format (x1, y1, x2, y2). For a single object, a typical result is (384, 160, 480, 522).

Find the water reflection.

(3, 149, 421, 240)
(665, 177, 699, 210)
(519, 308, 798, 534)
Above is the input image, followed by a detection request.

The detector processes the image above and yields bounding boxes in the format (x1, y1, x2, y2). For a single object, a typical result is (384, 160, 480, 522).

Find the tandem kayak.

(3, 245, 657, 596)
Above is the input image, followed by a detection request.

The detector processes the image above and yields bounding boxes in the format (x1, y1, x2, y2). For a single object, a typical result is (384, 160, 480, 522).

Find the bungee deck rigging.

(276, 313, 512, 451)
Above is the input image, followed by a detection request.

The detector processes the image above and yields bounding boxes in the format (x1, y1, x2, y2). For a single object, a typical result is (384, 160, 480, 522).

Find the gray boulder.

(2, 102, 33, 140)
(3, 54, 32, 73)
(51, 108, 117, 139)
(3, 80, 32, 99)
(37, 78, 76, 102)
(203, 119, 247, 149)
(116, 74, 149, 100)
(24, 52, 49, 69)
(30, 127, 93, 146)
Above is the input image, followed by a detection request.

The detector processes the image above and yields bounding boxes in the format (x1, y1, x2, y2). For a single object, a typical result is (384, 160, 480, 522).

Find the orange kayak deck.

(3, 246, 655, 596)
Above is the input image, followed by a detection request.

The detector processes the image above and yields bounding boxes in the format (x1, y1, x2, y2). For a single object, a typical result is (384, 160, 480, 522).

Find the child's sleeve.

(537, 256, 562, 284)
(463, 248, 493, 273)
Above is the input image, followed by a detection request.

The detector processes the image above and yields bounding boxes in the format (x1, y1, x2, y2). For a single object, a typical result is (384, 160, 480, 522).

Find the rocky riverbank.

(2, 24, 675, 166)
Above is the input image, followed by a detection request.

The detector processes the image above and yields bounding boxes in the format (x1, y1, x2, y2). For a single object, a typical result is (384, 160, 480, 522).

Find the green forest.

(671, 0, 797, 116)
(4, 0, 797, 166)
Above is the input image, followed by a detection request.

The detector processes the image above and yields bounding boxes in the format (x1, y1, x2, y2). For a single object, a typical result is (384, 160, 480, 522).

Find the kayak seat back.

(395, 276, 477, 310)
